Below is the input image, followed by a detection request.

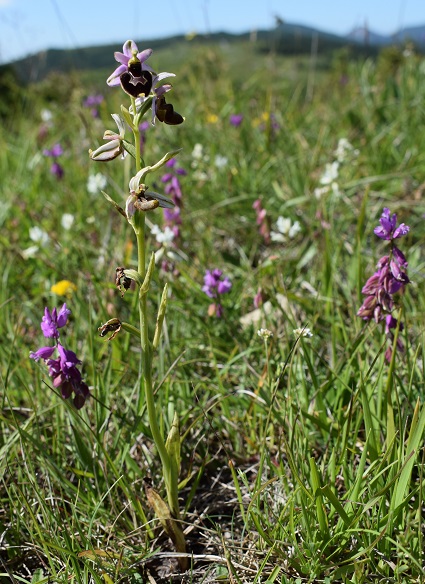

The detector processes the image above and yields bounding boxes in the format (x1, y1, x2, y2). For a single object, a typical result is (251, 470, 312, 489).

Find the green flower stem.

(131, 96, 144, 170)
(130, 107, 181, 521)
(136, 230, 180, 520)
(121, 321, 141, 338)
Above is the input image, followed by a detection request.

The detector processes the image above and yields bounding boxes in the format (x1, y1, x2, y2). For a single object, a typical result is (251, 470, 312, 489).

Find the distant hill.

(3, 22, 424, 83)
(346, 23, 425, 47)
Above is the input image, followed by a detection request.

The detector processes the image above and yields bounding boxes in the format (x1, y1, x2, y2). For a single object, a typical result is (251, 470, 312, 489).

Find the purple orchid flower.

(107, 40, 153, 87)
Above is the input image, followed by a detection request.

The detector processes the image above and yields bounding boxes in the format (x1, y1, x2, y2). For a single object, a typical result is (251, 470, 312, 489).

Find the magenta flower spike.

(358, 207, 410, 362)
(30, 304, 89, 408)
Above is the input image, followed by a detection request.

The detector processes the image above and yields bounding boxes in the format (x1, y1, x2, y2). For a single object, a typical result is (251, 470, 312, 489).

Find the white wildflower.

(293, 327, 313, 338)
(257, 328, 273, 339)
(87, 172, 107, 194)
(151, 224, 175, 245)
(61, 213, 74, 230)
(193, 170, 209, 182)
(314, 185, 329, 199)
(334, 138, 359, 163)
(21, 245, 40, 259)
(214, 154, 228, 168)
(288, 220, 301, 238)
(40, 108, 53, 123)
(192, 143, 204, 160)
(320, 161, 339, 185)
(29, 226, 49, 246)
(270, 216, 301, 242)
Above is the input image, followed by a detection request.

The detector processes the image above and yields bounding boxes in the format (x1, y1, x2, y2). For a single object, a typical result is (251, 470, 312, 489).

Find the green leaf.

(122, 140, 136, 160)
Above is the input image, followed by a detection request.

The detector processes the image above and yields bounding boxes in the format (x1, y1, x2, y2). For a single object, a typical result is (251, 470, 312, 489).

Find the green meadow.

(1, 38, 425, 583)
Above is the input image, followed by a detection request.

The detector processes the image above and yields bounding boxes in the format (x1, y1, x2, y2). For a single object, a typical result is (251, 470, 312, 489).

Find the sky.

(0, 0, 424, 64)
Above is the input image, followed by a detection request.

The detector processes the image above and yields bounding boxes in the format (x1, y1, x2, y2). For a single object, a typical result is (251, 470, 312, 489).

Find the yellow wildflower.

(206, 113, 218, 124)
(51, 280, 77, 297)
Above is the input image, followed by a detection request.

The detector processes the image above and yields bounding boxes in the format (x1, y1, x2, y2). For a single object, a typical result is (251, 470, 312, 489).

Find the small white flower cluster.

(270, 216, 301, 242)
(257, 328, 273, 339)
(22, 226, 50, 259)
(61, 213, 75, 230)
(314, 138, 358, 199)
(293, 327, 313, 338)
(150, 224, 175, 245)
(40, 108, 53, 125)
(87, 172, 108, 194)
(334, 137, 359, 163)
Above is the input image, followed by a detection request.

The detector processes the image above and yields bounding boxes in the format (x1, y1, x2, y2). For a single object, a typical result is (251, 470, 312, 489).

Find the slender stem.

(130, 100, 180, 520)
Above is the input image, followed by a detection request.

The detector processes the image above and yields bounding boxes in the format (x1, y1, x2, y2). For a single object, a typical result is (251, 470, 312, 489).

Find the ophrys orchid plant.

(90, 39, 187, 568)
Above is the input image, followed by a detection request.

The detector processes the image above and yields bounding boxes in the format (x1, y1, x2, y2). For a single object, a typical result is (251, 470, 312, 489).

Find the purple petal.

(217, 278, 232, 295)
(57, 343, 81, 373)
(361, 272, 380, 295)
(41, 308, 59, 339)
(392, 246, 407, 267)
(107, 64, 127, 86)
(202, 284, 215, 298)
(203, 270, 218, 288)
(30, 346, 56, 361)
(385, 314, 398, 334)
(155, 84, 172, 97)
(56, 303, 71, 328)
(373, 226, 391, 240)
(393, 223, 410, 239)
(122, 39, 138, 58)
(137, 48, 153, 63)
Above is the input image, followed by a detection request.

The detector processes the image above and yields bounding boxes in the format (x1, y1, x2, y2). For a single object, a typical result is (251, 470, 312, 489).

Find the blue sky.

(0, 0, 424, 64)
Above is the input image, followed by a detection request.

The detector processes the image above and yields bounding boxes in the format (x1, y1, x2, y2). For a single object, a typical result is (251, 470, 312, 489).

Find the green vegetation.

(1, 39, 425, 583)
